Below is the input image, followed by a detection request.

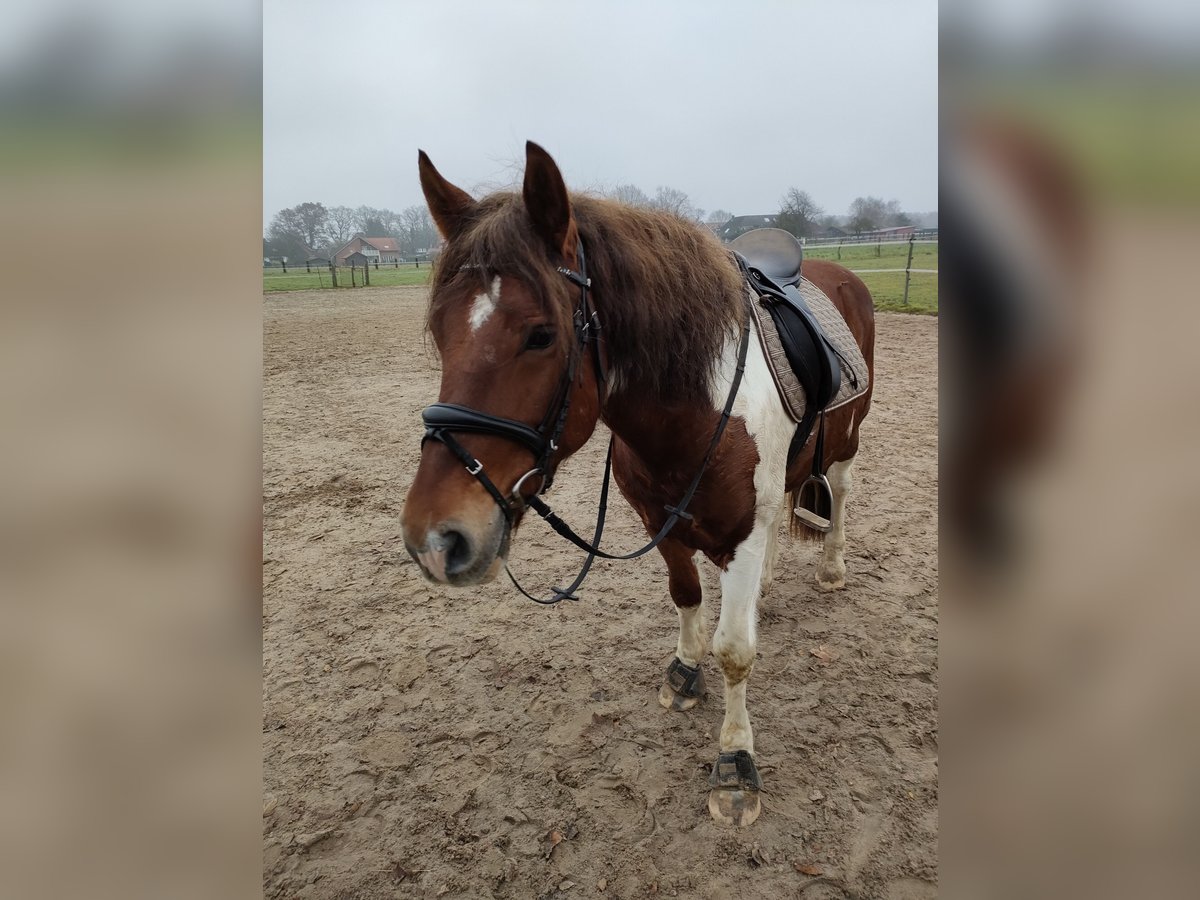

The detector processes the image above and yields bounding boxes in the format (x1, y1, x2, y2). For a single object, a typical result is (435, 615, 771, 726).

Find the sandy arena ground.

(264, 286, 938, 899)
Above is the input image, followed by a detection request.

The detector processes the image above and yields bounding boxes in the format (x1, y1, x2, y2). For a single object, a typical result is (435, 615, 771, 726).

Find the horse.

(401, 141, 876, 826)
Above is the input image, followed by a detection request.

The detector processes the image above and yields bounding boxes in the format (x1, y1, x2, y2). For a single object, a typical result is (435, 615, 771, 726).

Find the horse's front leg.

(656, 538, 708, 711)
(708, 511, 775, 827)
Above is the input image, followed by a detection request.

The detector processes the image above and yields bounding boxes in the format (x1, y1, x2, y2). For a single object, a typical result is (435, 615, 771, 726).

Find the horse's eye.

(523, 326, 555, 352)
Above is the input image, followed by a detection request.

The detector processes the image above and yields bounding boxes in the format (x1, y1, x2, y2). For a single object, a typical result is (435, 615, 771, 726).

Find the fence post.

(364, 260, 370, 286)
(351, 261, 357, 287)
(330, 262, 337, 288)
(837, 242, 842, 261)
(902, 234, 915, 306)
(306, 262, 311, 273)
(282, 259, 288, 273)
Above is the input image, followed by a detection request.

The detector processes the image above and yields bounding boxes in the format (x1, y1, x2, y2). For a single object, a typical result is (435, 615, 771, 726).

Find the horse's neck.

(600, 386, 718, 477)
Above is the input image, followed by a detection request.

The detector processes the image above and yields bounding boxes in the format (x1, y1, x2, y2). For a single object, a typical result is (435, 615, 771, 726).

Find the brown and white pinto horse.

(402, 142, 875, 825)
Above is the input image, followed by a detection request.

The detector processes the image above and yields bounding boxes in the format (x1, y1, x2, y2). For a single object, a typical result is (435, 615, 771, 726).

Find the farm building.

(342, 251, 373, 267)
(334, 235, 403, 264)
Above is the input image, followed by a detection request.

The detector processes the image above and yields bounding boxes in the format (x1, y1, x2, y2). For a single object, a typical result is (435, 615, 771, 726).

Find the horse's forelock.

(428, 194, 570, 339)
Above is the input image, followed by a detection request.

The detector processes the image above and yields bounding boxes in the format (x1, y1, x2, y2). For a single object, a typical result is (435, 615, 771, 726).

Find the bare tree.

(354, 205, 403, 237)
(400, 205, 438, 253)
(605, 183, 651, 207)
(818, 213, 841, 232)
(706, 209, 733, 226)
(847, 196, 913, 233)
(650, 186, 703, 221)
(269, 202, 330, 253)
(777, 188, 823, 238)
(883, 199, 912, 227)
(848, 196, 888, 234)
(324, 205, 358, 248)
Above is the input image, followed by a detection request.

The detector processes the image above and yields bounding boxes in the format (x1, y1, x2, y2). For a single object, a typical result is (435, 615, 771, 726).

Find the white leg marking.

(817, 455, 855, 590)
(676, 557, 707, 667)
(713, 521, 772, 753)
(469, 275, 501, 331)
(708, 316, 793, 756)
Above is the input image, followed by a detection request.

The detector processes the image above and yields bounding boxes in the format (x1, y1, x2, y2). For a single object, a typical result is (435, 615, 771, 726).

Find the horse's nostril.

(442, 527, 474, 576)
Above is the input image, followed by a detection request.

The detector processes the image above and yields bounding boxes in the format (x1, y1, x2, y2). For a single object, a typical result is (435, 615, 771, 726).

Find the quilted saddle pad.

(744, 276, 870, 424)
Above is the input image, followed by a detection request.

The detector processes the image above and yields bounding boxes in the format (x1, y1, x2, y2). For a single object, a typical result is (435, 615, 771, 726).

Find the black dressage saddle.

(731, 226, 805, 287)
(731, 228, 844, 531)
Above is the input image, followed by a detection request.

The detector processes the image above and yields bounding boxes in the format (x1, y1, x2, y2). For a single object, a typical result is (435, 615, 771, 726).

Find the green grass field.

(263, 265, 433, 292)
(806, 241, 939, 314)
(263, 242, 938, 313)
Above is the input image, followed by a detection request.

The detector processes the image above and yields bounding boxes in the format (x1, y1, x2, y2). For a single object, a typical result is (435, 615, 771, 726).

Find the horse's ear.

(522, 141, 575, 259)
(418, 150, 475, 240)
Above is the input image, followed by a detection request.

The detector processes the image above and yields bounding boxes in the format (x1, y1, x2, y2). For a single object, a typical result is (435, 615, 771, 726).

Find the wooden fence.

(803, 235, 938, 306)
(262, 257, 431, 288)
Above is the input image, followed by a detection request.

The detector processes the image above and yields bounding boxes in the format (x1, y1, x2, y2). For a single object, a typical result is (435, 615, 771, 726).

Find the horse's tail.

(787, 490, 827, 542)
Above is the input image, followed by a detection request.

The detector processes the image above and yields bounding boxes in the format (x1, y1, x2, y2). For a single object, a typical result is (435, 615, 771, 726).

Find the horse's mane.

(431, 193, 745, 403)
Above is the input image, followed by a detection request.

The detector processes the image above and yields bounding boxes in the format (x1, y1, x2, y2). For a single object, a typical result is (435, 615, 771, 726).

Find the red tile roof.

(361, 236, 399, 252)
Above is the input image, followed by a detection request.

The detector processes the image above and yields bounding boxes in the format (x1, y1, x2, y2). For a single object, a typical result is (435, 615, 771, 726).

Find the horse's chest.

(611, 420, 758, 564)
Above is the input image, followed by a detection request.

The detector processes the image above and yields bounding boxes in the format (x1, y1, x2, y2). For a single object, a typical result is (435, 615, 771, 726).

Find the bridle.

(421, 244, 603, 525)
(420, 242, 751, 605)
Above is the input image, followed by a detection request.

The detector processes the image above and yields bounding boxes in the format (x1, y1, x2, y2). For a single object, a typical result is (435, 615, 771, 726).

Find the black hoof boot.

(657, 657, 706, 711)
(708, 749, 763, 826)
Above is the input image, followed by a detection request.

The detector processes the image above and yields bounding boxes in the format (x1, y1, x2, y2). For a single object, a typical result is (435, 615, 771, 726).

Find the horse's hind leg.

(656, 538, 708, 712)
(760, 501, 788, 596)
(816, 454, 855, 591)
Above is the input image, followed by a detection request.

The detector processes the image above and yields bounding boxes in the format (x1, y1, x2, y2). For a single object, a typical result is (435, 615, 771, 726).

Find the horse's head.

(401, 142, 604, 586)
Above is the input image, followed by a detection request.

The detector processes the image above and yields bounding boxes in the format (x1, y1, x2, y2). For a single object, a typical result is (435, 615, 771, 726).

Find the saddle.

(731, 228, 844, 531)
(730, 227, 804, 287)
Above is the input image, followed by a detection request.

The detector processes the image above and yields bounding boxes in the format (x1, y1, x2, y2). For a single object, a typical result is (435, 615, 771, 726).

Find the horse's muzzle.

(404, 516, 509, 587)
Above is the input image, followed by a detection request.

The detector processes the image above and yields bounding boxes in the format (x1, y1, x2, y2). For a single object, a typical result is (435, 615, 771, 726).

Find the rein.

(420, 244, 750, 605)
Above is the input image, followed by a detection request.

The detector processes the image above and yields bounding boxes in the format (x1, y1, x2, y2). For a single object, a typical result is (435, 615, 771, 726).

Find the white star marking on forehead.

(469, 276, 501, 332)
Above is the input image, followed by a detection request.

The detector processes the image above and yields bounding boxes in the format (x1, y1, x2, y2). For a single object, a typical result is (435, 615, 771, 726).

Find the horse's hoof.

(658, 681, 701, 711)
(708, 750, 763, 826)
(815, 566, 845, 591)
(708, 787, 762, 826)
(658, 657, 705, 711)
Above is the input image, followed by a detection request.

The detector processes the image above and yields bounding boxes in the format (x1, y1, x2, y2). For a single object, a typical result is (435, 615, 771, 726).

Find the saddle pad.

(744, 276, 870, 423)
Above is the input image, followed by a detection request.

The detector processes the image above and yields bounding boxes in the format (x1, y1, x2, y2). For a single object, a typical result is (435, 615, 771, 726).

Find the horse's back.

(800, 259, 876, 368)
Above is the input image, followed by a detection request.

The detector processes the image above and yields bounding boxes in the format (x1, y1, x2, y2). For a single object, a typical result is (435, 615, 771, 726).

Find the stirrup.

(794, 473, 833, 533)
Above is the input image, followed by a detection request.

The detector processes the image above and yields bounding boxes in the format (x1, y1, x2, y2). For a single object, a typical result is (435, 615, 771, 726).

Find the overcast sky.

(264, 0, 939, 222)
